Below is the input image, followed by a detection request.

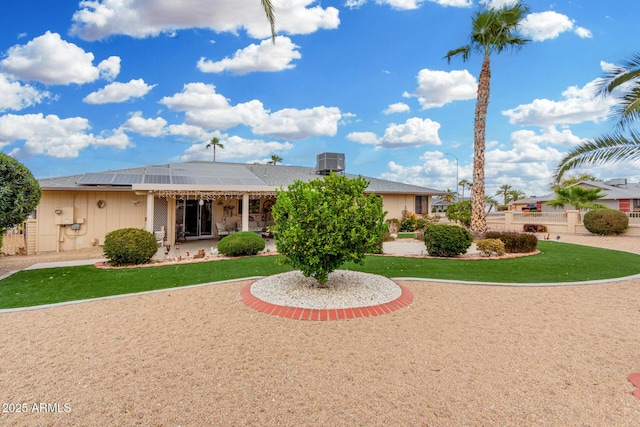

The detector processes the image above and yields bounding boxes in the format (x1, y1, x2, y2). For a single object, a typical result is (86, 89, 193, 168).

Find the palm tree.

(485, 195, 499, 213)
(442, 189, 456, 208)
(554, 54, 640, 182)
(508, 189, 526, 203)
(445, 2, 530, 234)
(206, 137, 224, 162)
(268, 154, 283, 165)
(458, 179, 472, 200)
(495, 184, 513, 207)
(547, 186, 607, 211)
(261, 0, 276, 42)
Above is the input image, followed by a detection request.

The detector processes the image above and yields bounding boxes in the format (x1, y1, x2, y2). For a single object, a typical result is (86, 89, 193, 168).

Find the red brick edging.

(629, 373, 640, 400)
(240, 282, 413, 321)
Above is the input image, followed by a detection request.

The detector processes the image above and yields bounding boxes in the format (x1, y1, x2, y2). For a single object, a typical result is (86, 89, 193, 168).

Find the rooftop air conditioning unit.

(606, 178, 627, 187)
(316, 153, 345, 175)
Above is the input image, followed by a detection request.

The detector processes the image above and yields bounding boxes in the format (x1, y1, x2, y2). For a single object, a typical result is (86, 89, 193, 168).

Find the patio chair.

(216, 222, 230, 238)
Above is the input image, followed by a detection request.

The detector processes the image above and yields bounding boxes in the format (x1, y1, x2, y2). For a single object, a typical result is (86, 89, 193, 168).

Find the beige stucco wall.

(36, 190, 146, 252)
(34, 190, 427, 252)
(381, 194, 419, 220)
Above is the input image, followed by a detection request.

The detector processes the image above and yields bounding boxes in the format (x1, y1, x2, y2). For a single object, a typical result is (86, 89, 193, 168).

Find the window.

(238, 198, 261, 214)
(634, 199, 640, 209)
(415, 196, 428, 214)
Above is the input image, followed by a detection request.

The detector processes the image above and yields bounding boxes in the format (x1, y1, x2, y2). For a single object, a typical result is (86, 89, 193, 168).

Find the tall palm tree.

(458, 178, 472, 200)
(554, 54, 640, 182)
(260, 0, 276, 42)
(495, 184, 513, 206)
(445, 2, 530, 234)
(206, 137, 224, 162)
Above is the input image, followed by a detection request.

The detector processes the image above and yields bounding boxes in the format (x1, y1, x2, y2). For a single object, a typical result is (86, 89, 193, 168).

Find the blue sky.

(1, 0, 638, 197)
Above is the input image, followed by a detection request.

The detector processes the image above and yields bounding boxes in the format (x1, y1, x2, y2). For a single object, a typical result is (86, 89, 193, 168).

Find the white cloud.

(83, 79, 156, 104)
(379, 154, 463, 191)
(0, 74, 51, 112)
(160, 82, 231, 111)
(520, 11, 591, 42)
(0, 31, 120, 85)
(383, 102, 410, 115)
(198, 36, 301, 75)
(253, 106, 342, 139)
(348, 0, 471, 10)
(406, 69, 477, 109)
(502, 79, 615, 126)
(98, 56, 122, 80)
(161, 82, 341, 139)
(380, 117, 441, 147)
(179, 135, 293, 162)
(482, 0, 518, 8)
(347, 131, 379, 145)
(0, 113, 131, 158)
(349, 117, 441, 148)
(378, 125, 583, 196)
(574, 27, 593, 39)
(70, 0, 339, 41)
(123, 112, 167, 137)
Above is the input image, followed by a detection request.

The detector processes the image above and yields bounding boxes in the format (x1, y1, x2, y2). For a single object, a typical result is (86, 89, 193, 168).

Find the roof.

(38, 161, 446, 196)
(515, 180, 640, 204)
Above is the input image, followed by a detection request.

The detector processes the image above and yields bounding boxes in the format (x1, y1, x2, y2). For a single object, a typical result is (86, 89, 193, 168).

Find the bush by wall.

(217, 231, 265, 256)
(103, 228, 158, 266)
(476, 238, 506, 256)
(583, 209, 629, 235)
(484, 231, 537, 253)
(423, 224, 473, 257)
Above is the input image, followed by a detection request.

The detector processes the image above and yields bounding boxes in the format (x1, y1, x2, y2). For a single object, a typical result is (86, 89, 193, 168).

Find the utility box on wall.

(54, 207, 75, 225)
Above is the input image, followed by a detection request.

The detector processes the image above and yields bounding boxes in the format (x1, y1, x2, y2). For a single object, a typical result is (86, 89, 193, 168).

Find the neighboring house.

(512, 179, 640, 212)
(34, 154, 446, 253)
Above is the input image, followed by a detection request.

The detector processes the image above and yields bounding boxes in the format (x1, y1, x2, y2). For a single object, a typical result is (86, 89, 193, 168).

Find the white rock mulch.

(250, 270, 401, 309)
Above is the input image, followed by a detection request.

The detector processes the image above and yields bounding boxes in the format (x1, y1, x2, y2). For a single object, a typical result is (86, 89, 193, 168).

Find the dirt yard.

(0, 233, 639, 426)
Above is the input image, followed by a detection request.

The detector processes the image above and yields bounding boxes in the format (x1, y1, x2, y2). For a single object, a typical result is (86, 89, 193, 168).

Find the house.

(33, 153, 447, 253)
(512, 179, 640, 212)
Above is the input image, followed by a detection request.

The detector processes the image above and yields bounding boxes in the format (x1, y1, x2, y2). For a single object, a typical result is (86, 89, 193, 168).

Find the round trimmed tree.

(271, 173, 387, 287)
(0, 153, 41, 230)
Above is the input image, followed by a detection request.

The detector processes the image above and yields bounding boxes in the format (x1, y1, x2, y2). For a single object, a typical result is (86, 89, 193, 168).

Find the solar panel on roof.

(112, 173, 144, 184)
(144, 174, 171, 184)
(76, 173, 115, 185)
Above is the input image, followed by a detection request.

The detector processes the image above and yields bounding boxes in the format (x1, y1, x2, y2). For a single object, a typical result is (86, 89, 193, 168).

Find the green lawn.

(1, 241, 639, 310)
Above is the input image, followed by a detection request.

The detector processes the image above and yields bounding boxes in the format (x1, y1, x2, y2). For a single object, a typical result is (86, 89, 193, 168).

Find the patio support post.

(242, 193, 249, 231)
(146, 192, 154, 233)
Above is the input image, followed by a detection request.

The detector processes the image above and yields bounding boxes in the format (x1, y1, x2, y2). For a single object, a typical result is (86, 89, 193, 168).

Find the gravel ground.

(251, 270, 402, 309)
(1, 233, 639, 426)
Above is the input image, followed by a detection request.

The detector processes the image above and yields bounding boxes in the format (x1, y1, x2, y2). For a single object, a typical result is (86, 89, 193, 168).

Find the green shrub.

(103, 228, 158, 266)
(484, 231, 537, 253)
(272, 173, 387, 286)
(476, 238, 505, 256)
(217, 231, 265, 256)
(446, 200, 472, 227)
(423, 224, 473, 257)
(399, 211, 420, 231)
(583, 209, 629, 235)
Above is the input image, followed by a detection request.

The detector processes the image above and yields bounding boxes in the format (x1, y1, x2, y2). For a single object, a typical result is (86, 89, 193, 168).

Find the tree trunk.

(470, 53, 491, 235)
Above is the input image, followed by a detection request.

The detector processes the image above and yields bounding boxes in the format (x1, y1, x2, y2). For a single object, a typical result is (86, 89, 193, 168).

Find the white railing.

(512, 212, 568, 223)
(626, 212, 640, 224)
